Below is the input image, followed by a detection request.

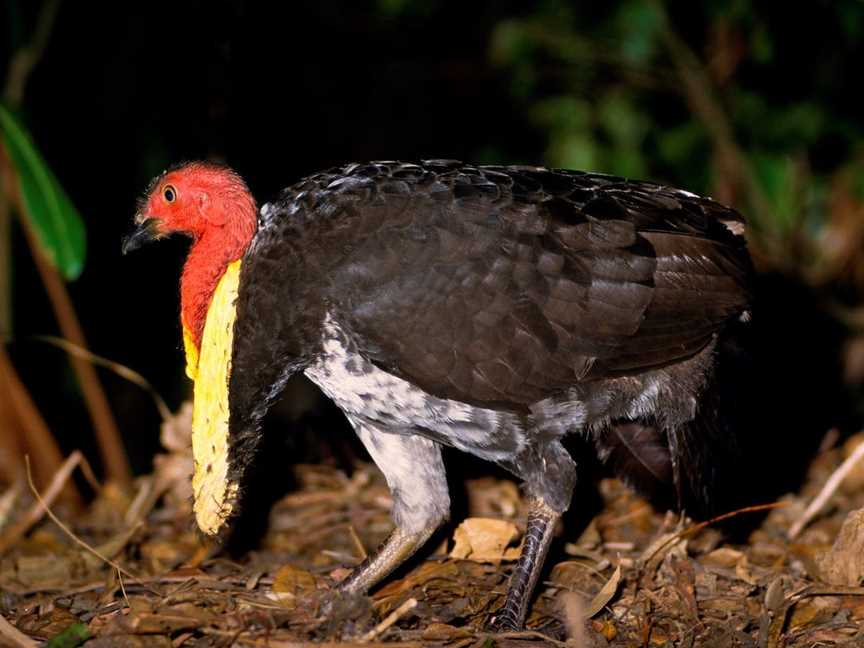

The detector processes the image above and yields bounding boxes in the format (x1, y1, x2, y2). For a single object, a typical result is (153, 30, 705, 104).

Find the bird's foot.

(485, 606, 522, 633)
(314, 587, 374, 635)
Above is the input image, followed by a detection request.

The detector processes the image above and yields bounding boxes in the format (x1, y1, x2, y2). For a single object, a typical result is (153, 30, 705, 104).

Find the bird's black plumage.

(224, 160, 753, 627)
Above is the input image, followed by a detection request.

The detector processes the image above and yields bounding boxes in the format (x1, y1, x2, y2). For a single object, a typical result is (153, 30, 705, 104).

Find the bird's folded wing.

(280, 163, 752, 410)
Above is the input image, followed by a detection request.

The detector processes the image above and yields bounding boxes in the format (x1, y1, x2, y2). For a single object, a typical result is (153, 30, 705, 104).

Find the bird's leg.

(489, 439, 576, 630)
(338, 422, 449, 596)
(490, 499, 560, 631)
(338, 526, 436, 595)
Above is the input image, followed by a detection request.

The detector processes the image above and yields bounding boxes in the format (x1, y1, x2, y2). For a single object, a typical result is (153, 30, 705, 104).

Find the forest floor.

(2, 406, 864, 648)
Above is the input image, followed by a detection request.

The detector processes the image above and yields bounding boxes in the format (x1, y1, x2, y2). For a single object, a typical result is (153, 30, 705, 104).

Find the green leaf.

(615, 0, 663, 64)
(657, 121, 706, 166)
(598, 92, 649, 146)
(751, 152, 800, 232)
(547, 132, 598, 171)
(0, 102, 86, 280)
(45, 622, 91, 648)
(531, 96, 593, 131)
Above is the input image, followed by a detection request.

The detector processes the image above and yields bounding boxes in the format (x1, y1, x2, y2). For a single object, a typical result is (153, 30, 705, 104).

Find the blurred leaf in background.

(0, 102, 86, 280)
(489, 0, 864, 287)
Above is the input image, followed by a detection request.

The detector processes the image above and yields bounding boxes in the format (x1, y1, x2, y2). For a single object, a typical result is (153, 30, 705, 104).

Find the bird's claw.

(486, 608, 521, 633)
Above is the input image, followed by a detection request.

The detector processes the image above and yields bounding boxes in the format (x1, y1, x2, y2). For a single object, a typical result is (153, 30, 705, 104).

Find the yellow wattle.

(183, 325, 199, 381)
(189, 259, 242, 536)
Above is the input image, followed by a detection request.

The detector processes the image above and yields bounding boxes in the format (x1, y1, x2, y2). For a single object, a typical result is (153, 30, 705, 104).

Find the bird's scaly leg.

(338, 422, 450, 596)
(338, 526, 436, 595)
(490, 498, 560, 630)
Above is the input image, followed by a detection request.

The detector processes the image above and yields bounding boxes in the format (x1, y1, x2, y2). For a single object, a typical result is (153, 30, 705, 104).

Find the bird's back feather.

(247, 160, 752, 411)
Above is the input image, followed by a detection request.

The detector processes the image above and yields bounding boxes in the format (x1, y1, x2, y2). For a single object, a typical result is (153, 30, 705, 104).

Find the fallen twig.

(22, 455, 160, 595)
(767, 583, 864, 648)
(358, 597, 418, 642)
(0, 614, 38, 648)
(789, 437, 864, 539)
(641, 502, 785, 568)
(348, 524, 368, 560)
(0, 450, 93, 555)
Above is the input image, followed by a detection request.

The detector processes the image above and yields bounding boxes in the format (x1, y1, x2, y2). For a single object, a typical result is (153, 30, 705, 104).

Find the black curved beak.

(122, 217, 160, 255)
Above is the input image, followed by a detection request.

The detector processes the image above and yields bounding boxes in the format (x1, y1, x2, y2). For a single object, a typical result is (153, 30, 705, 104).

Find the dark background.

(3, 1, 863, 490)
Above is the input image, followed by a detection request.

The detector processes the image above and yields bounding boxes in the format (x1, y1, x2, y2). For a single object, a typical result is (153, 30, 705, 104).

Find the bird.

(124, 159, 753, 629)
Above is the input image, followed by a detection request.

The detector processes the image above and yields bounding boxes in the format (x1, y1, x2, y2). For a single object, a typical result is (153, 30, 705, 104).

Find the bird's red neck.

(180, 218, 256, 347)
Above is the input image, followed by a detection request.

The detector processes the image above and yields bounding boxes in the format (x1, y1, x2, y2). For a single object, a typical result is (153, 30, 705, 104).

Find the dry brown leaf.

(152, 403, 194, 510)
(449, 518, 519, 563)
(788, 597, 839, 631)
(373, 560, 460, 606)
(701, 547, 758, 585)
(85, 636, 172, 648)
(269, 563, 319, 609)
(120, 611, 205, 634)
(816, 507, 864, 585)
(734, 554, 758, 586)
(671, 555, 699, 619)
(465, 477, 521, 518)
(585, 564, 622, 618)
(420, 622, 472, 641)
(703, 547, 745, 568)
(160, 402, 192, 453)
(591, 618, 618, 641)
(0, 614, 37, 648)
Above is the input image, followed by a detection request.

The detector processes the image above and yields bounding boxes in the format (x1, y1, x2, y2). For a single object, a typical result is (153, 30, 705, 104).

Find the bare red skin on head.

(139, 162, 257, 347)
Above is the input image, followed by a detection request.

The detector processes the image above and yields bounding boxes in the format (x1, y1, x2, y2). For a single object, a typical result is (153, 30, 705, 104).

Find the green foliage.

(487, 0, 864, 274)
(45, 622, 91, 648)
(375, 0, 438, 19)
(0, 102, 86, 280)
(750, 152, 801, 234)
(614, 0, 663, 65)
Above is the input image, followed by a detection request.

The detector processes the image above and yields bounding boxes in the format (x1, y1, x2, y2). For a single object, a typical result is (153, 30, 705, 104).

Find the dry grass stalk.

(789, 436, 864, 539)
(21, 455, 147, 590)
(357, 597, 418, 642)
(0, 450, 93, 555)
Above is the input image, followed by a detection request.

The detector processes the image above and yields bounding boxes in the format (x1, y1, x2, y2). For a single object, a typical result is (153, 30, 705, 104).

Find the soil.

(1, 409, 863, 647)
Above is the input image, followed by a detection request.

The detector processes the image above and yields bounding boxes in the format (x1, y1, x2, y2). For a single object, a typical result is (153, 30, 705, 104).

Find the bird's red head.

(125, 161, 259, 348)
(123, 161, 257, 253)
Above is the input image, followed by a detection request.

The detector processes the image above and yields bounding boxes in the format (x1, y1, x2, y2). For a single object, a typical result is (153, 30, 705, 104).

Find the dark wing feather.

(600, 420, 674, 504)
(262, 161, 752, 410)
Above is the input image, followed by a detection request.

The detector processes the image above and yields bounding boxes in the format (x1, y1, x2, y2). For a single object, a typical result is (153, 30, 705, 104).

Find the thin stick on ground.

(22, 455, 159, 595)
(357, 597, 418, 642)
(0, 450, 92, 555)
(788, 436, 864, 539)
(641, 502, 786, 567)
(0, 614, 38, 648)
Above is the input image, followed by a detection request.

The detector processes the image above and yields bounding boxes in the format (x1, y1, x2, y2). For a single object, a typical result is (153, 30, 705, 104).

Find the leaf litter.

(1, 409, 864, 646)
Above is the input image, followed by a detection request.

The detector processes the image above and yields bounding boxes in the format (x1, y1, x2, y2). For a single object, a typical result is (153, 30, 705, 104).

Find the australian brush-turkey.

(124, 159, 752, 629)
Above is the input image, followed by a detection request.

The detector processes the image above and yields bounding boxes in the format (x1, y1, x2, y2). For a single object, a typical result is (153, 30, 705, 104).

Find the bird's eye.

(163, 185, 177, 203)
